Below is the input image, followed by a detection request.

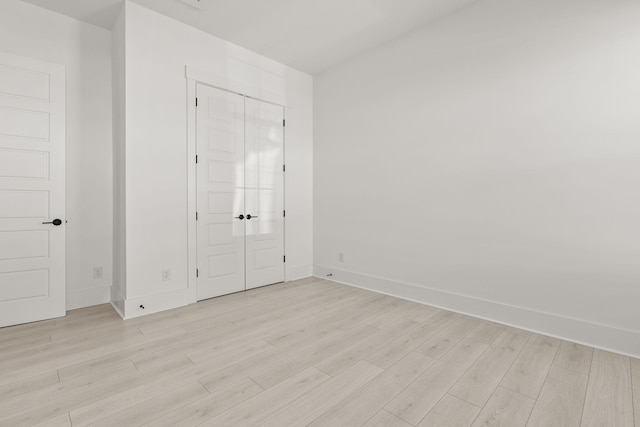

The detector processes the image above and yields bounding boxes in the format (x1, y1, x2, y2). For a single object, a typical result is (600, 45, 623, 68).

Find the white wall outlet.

(338, 252, 345, 263)
(162, 269, 171, 281)
(93, 266, 103, 279)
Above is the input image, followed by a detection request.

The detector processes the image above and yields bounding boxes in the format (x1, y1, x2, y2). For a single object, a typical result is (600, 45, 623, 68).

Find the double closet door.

(196, 84, 285, 301)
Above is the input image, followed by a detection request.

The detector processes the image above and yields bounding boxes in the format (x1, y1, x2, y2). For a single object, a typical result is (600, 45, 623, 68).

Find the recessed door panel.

(0, 269, 49, 302)
(208, 129, 235, 153)
(208, 223, 234, 246)
(0, 52, 65, 327)
(0, 230, 49, 261)
(0, 106, 50, 140)
(0, 64, 50, 101)
(254, 248, 277, 270)
(208, 160, 235, 183)
(196, 84, 245, 300)
(0, 190, 49, 218)
(207, 253, 237, 278)
(0, 148, 49, 179)
(208, 192, 235, 214)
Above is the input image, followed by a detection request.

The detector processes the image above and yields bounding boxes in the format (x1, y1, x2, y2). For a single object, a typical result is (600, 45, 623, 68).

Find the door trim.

(185, 66, 287, 107)
(186, 75, 287, 303)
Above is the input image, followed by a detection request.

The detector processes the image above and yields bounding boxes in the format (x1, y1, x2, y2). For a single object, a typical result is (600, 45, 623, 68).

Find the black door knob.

(235, 214, 245, 220)
(42, 219, 63, 226)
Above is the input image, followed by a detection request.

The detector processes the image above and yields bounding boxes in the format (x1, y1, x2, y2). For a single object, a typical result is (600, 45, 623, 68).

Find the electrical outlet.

(162, 269, 171, 281)
(93, 267, 103, 279)
(338, 252, 345, 263)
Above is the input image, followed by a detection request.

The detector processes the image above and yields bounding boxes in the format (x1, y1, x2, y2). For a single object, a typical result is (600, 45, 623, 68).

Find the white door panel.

(245, 97, 284, 290)
(196, 85, 245, 300)
(0, 52, 65, 327)
(0, 148, 50, 179)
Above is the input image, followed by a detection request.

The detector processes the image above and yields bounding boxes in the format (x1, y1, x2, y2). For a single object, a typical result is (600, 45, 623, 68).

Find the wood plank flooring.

(0, 277, 637, 426)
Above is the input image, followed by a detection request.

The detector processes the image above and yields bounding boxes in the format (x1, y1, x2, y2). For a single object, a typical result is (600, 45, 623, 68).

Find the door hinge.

(195, 155, 198, 164)
(195, 97, 198, 107)
(283, 119, 285, 127)
(196, 268, 199, 278)
(283, 210, 286, 217)
(283, 164, 285, 172)
(196, 212, 198, 221)
(283, 255, 286, 263)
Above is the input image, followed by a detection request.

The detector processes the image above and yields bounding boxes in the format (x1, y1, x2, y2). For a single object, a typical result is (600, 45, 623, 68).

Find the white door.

(0, 52, 66, 327)
(245, 97, 285, 290)
(196, 84, 246, 300)
(195, 85, 285, 299)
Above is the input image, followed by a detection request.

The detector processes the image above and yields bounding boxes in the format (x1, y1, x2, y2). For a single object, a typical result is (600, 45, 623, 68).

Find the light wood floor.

(0, 278, 638, 427)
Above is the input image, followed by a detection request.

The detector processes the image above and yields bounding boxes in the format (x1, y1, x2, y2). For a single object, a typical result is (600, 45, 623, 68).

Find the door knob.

(42, 219, 63, 226)
(235, 214, 245, 220)
(246, 214, 258, 220)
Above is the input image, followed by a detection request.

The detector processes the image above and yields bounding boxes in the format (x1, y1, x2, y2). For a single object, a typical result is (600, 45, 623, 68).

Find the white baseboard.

(113, 269, 313, 320)
(66, 286, 111, 310)
(286, 264, 313, 282)
(122, 288, 194, 320)
(313, 265, 640, 359)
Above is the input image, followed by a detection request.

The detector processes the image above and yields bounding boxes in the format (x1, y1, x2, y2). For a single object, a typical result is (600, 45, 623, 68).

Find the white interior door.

(196, 84, 246, 300)
(245, 97, 285, 290)
(0, 52, 66, 327)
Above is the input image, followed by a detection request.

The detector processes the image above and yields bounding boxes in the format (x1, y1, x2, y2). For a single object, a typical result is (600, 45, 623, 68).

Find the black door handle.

(235, 214, 245, 220)
(43, 219, 63, 226)
(246, 214, 258, 220)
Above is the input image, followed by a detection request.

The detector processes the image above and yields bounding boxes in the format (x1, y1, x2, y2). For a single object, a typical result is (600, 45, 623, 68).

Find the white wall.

(0, 0, 113, 310)
(118, 2, 313, 317)
(314, 0, 640, 357)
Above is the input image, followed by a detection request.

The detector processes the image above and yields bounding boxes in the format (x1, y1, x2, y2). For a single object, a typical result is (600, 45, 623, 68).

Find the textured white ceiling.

(20, 0, 477, 74)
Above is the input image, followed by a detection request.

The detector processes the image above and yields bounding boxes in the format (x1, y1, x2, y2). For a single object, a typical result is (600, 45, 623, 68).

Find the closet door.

(244, 98, 285, 290)
(196, 84, 246, 300)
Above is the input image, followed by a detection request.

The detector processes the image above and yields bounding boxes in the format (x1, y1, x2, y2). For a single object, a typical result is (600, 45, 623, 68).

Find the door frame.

(186, 66, 287, 303)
